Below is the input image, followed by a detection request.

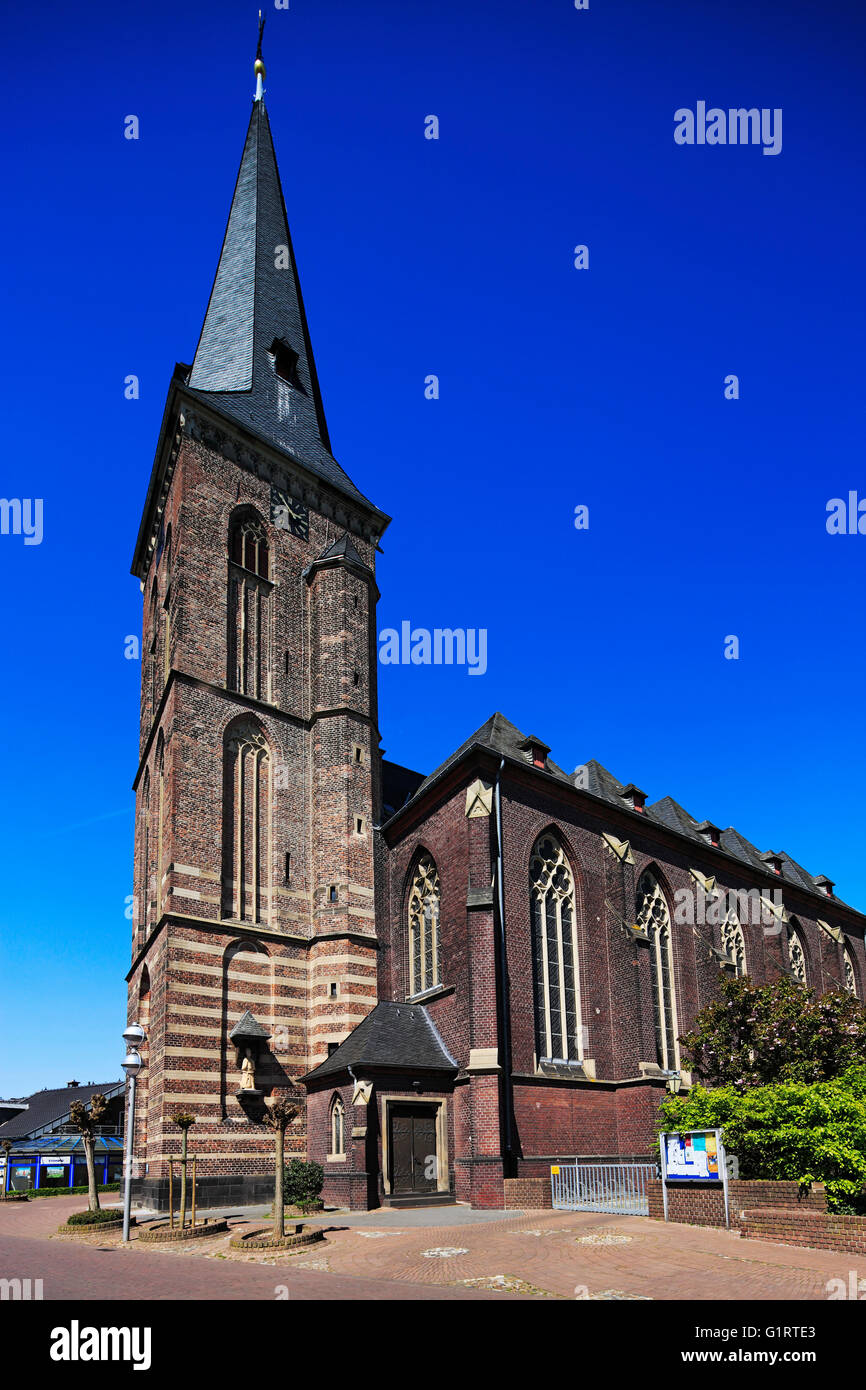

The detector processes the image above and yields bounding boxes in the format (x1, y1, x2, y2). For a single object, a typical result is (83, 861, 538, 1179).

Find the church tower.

(126, 34, 389, 1207)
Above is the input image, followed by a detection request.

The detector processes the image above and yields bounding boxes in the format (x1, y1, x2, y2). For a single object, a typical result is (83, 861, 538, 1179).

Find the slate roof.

(407, 712, 573, 805)
(309, 532, 372, 574)
(381, 712, 859, 916)
(647, 795, 705, 843)
(185, 97, 378, 514)
(0, 1082, 124, 1141)
(229, 1010, 270, 1042)
(381, 760, 427, 819)
(302, 1001, 457, 1083)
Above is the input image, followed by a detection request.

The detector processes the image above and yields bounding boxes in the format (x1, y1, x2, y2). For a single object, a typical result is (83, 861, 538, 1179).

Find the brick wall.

(503, 1177, 553, 1209)
(647, 1178, 828, 1228)
(740, 1207, 866, 1255)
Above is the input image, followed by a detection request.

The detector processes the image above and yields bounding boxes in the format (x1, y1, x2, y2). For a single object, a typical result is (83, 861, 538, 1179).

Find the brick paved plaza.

(1, 1195, 859, 1302)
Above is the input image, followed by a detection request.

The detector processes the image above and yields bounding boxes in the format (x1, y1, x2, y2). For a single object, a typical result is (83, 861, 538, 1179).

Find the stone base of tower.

(131, 1172, 281, 1213)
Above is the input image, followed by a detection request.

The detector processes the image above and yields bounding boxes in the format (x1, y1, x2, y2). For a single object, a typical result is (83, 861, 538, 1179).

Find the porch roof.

(301, 1001, 457, 1084)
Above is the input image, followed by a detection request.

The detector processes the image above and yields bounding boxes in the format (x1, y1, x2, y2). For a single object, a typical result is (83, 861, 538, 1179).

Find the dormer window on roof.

(621, 783, 647, 813)
(761, 851, 783, 876)
(269, 338, 305, 391)
(813, 875, 835, 897)
(518, 735, 550, 770)
(696, 820, 722, 848)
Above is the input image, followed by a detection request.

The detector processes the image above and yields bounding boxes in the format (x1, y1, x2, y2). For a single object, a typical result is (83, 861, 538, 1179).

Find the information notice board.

(659, 1128, 730, 1229)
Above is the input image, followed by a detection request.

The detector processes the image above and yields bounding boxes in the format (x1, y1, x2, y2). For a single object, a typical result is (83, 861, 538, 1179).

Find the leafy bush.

(66, 1208, 124, 1226)
(283, 1159, 324, 1207)
(658, 1065, 866, 1214)
(678, 975, 866, 1090)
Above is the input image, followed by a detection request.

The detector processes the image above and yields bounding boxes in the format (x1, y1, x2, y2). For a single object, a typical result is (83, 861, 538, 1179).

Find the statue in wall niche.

(240, 1048, 257, 1090)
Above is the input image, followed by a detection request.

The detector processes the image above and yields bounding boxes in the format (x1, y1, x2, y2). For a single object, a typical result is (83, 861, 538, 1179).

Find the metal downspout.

(494, 759, 514, 1164)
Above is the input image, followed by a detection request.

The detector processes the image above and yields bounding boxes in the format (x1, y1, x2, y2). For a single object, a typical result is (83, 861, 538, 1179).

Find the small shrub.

(66, 1208, 124, 1226)
(283, 1159, 324, 1207)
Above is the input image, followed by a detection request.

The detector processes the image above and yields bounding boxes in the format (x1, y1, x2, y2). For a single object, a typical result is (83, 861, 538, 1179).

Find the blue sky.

(0, 0, 863, 1094)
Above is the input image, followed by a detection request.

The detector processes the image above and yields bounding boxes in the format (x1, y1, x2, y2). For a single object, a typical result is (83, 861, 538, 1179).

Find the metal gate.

(551, 1162, 656, 1215)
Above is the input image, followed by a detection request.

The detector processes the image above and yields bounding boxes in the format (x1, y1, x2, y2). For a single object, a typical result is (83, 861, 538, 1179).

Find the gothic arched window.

(330, 1095, 345, 1156)
(230, 513, 269, 577)
(227, 511, 271, 701)
(721, 908, 747, 977)
(636, 869, 679, 1071)
(156, 736, 166, 919)
(788, 927, 807, 984)
(844, 948, 857, 997)
(406, 853, 441, 996)
(221, 719, 271, 924)
(530, 834, 582, 1063)
(139, 770, 151, 941)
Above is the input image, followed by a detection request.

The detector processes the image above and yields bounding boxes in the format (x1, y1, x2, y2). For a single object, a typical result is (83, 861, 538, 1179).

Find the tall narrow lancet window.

(156, 737, 166, 919)
(330, 1095, 345, 1156)
(636, 869, 679, 1071)
(139, 770, 151, 941)
(227, 511, 271, 701)
(221, 719, 271, 924)
(406, 853, 441, 996)
(149, 581, 159, 715)
(844, 948, 858, 997)
(162, 588, 172, 687)
(721, 908, 747, 977)
(788, 928, 807, 984)
(530, 834, 582, 1063)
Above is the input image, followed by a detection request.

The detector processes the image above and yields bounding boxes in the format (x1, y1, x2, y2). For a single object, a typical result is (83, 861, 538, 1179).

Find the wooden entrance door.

(389, 1104, 439, 1195)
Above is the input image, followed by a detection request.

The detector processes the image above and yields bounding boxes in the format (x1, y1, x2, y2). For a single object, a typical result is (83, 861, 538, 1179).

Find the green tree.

(658, 1067, 866, 1213)
(678, 975, 866, 1090)
(68, 1095, 108, 1213)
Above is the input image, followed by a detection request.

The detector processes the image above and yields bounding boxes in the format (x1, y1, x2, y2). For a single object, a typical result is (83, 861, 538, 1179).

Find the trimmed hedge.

(28, 1183, 121, 1200)
(66, 1208, 125, 1226)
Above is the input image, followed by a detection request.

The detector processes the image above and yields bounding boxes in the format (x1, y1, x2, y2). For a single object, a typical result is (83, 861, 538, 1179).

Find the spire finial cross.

(254, 10, 266, 101)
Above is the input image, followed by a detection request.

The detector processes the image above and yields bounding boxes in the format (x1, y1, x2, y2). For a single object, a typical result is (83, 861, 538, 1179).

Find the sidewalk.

(1, 1194, 859, 1300)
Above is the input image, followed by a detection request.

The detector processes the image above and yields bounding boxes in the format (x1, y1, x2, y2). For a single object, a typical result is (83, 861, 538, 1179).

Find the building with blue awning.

(0, 1081, 125, 1193)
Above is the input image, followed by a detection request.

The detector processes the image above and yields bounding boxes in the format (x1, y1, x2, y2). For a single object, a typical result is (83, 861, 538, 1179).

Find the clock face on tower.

(271, 485, 309, 541)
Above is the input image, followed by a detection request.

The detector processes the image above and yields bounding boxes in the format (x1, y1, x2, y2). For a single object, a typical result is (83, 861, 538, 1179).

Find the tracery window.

(844, 948, 857, 997)
(230, 513, 269, 577)
(221, 719, 270, 924)
(788, 928, 807, 984)
(228, 511, 271, 700)
(407, 853, 441, 996)
(530, 834, 582, 1062)
(721, 908, 747, 977)
(636, 869, 679, 1070)
(330, 1095, 345, 1156)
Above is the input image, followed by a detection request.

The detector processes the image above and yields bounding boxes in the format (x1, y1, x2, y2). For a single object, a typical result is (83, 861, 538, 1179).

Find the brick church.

(126, 47, 866, 1211)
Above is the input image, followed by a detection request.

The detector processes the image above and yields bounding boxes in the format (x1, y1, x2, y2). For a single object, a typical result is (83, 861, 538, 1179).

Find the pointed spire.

(186, 56, 382, 515)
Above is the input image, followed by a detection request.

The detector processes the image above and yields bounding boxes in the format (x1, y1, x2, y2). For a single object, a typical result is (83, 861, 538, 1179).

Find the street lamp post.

(121, 1023, 146, 1243)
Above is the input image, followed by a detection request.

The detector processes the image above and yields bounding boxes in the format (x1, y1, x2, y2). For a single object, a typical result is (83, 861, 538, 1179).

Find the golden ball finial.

(254, 57, 266, 78)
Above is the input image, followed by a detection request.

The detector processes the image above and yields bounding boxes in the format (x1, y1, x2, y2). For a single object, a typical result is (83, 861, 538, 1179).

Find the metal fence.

(551, 1162, 656, 1215)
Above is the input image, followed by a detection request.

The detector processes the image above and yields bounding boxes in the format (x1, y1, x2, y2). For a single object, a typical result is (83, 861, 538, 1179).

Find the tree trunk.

(274, 1126, 285, 1240)
(179, 1129, 188, 1229)
(84, 1136, 100, 1213)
